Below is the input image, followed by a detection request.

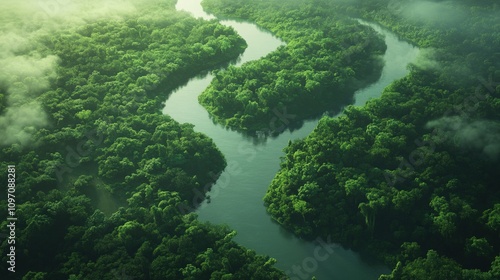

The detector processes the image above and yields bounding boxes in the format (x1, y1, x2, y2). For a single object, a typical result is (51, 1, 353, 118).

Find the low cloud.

(0, 53, 59, 146)
(0, 101, 48, 146)
(1, 0, 141, 30)
(0, 54, 59, 105)
(397, 1, 467, 27)
(426, 116, 500, 160)
(0, 0, 157, 146)
(411, 48, 441, 71)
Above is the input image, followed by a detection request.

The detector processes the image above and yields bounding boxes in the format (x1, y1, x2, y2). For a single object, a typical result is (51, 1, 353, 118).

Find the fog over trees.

(0, 0, 498, 279)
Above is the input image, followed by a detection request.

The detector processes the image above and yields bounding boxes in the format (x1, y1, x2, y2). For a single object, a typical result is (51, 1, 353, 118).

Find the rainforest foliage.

(199, 0, 387, 134)
(0, 1, 284, 279)
(258, 0, 500, 279)
(1, 0, 499, 279)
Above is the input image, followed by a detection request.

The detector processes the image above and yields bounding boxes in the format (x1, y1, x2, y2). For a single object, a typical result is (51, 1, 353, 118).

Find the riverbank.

(163, 0, 421, 279)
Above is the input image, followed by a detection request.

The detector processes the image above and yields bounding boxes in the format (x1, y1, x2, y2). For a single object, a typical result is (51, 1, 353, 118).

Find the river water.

(163, 0, 419, 279)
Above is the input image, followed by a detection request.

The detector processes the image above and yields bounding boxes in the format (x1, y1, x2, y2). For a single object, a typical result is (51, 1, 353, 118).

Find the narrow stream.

(163, 1, 419, 279)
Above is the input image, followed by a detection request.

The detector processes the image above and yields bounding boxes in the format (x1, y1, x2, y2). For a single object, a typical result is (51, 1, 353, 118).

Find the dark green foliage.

(258, 0, 500, 279)
(0, 2, 283, 279)
(199, 0, 386, 134)
(1, 0, 499, 279)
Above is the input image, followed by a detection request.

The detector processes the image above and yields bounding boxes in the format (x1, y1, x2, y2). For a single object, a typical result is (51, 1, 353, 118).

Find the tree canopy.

(260, 0, 499, 279)
(199, 0, 386, 135)
(0, 2, 283, 279)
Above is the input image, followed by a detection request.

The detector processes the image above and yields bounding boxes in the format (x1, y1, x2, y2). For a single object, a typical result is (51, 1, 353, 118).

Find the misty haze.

(0, 1, 498, 280)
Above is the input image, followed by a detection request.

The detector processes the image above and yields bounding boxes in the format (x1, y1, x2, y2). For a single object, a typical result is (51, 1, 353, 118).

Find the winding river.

(163, 0, 419, 279)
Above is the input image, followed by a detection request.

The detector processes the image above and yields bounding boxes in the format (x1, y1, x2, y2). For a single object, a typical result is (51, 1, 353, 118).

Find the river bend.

(163, 1, 419, 279)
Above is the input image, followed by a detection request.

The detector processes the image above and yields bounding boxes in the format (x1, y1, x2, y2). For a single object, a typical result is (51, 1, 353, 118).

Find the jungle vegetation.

(239, 0, 500, 279)
(187, 0, 498, 278)
(0, 1, 284, 279)
(0, 0, 498, 279)
(199, 0, 387, 134)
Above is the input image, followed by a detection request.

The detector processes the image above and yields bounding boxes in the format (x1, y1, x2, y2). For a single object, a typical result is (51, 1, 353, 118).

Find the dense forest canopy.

(199, 0, 387, 135)
(240, 0, 499, 279)
(0, 0, 499, 279)
(0, 0, 284, 279)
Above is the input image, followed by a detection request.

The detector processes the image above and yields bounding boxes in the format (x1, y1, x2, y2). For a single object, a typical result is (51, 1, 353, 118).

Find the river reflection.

(163, 0, 418, 279)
